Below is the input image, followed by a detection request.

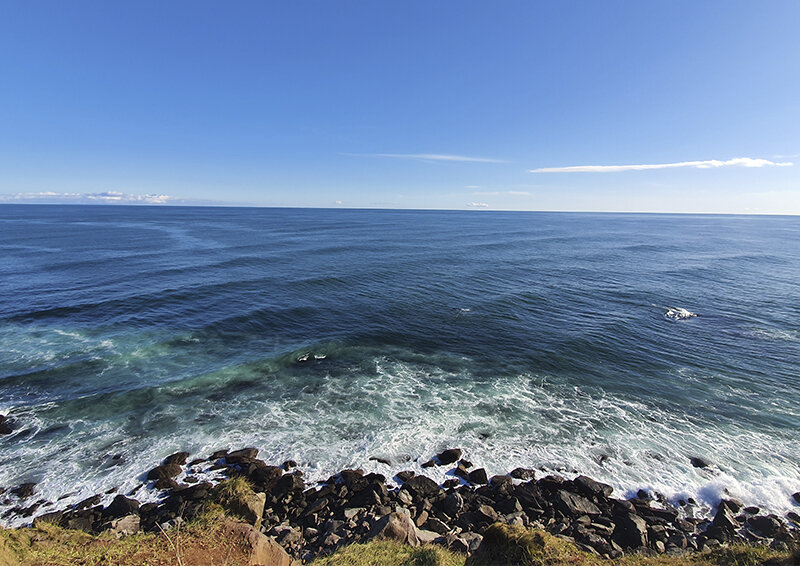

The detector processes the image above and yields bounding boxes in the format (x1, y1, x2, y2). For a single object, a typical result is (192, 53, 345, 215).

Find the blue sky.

(1, 1, 798, 213)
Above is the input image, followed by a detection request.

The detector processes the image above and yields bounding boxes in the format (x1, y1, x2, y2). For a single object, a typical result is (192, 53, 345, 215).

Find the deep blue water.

(1, 204, 799, 524)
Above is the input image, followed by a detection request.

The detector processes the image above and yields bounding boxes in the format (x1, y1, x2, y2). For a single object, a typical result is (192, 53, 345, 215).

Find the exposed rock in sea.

(690, 457, 710, 468)
(146, 463, 182, 481)
(0, 414, 14, 435)
(10, 483, 36, 499)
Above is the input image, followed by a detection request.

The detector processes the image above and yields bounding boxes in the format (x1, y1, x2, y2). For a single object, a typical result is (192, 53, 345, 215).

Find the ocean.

(1, 204, 798, 525)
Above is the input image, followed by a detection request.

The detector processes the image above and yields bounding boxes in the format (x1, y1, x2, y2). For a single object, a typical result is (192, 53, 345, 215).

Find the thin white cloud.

(529, 157, 793, 173)
(349, 153, 508, 163)
(474, 190, 531, 196)
(464, 185, 482, 189)
(467, 202, 489, 208)
(0, 191, 173, 204)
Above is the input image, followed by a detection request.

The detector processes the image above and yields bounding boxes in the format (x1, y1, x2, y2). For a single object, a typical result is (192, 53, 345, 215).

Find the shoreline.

(2, 446, 799, 562)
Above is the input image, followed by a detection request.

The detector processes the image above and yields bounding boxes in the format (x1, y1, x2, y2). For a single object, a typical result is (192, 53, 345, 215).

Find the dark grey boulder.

(746, 515, 782, 538)
(0, 414, 13, 435)
(146, 463, 182, 481)
(163, 451, 190, 466)
(435, 448, 462, 466)
(612, 512, 648, 549)
(553, 490, 601, 517)
(467, 468, 488, 485)
(574, 475, 613, 499)
(690, 457, 710, 468)
(225, 447, 259, 465)
(11, 482, 36, 499)
(103, 494, 140, 519)
(509, 467, 536, 480)
(402, 475, 443, 501)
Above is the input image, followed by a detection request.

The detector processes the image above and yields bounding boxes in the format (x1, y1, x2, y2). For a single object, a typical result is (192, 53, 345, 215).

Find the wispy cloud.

(474, 190, 531, 196)
(529, 157, 793, 173)
(348, 153, 508, 163)
(0, 191, 173, 204)
(467, 202, 489, 208)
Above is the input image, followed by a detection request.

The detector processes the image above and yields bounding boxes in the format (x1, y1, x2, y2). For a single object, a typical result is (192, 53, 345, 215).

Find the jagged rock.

(367, 509, 420, 547)
(613, 512, 649, 549)
(509, 467, 536, 481)
(454, 465, 470, 480)
(441, 491, 464, 517)
(209, 449, 228, 460)
(424, 517, 450, 535)
(792, 492, 800, 505)
(722, 498, 743, 513)
(553, 490, 601, 517)
(436, 448, 462, 466)
(225, 519, 299, 566)
(490, 475, 513, 490)
(103, 495, 140, 519)
(395, 470, 415, 483)
(273, 473, 305, 496)
(11, 483, 35, 499)
(417, 529, 439, 544)
(690, 457, 710, 468)
(573, 475, 613, 499)
(744, 506, 760, 515)
(402, 475, 443, 501)
(476, 504, 499, 523)
(107, 514, 140, 537)
(468, 468, 488, 485)
(707, 502, 740, 541)
(226, 448, 259, 465)
(747, 515, 782, 538)
(163, 452, 190, 466)
(436, 533, 470, 553)
(146, 463, 182, 481)
(0, 414, 13, 435)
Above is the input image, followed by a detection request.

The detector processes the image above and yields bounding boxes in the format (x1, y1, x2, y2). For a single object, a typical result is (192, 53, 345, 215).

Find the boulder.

(707, 502, 740, 541)
(226, 448, 259, 465)
(690, 457, 710, 469)
(746, 515, 782, 538)
(553, 490, 601, 517)
(147, 463, 182, 481)
(793, 492, 800, 505)
(107, 514, 140, 537)
(509, 467, 536, 481)
(395, 470, 415, 483)
(103, 495, 140, 519)
(441, 491, 464, 517)
(573, 475, 613, 499)
(402, 475, 443, 501)
(367, 509, 420, 547)
(163, 452, 190, 466)
(224, 520, 299, 566)
(436, 448, 462, 466)
(612, 512, 649, 549)
(468, 468, 488, 485)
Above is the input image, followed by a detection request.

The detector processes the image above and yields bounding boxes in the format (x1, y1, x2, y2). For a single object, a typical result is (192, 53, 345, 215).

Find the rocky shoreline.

(3, 446, 800, 562)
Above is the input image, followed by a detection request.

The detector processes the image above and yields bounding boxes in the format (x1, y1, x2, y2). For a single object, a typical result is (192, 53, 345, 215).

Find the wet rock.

(103, 495, 140, 519)
(163, 452, 190, 466)
(282, 460, 298, 470)
(435, 448, 462, 466)
(468, 468, 488, 485)
(707, 502, 740, 541)
(154, 478, 179, 490)
(147, 463, 182, 481)
(226, 448, 259, 465)
(454, 465, 470, 480)
(746, 515, 782, 538)
(0, 414, 13, 435)
(509, 467, 536, 481)
(209, 449, 228, 460)
(395, 470, 415, 483)
(75, 494, 102, 510)
(612, 512, 649, 549)
(11, 483, 36, 499)
(573, 475, 613, 499)
(367, 509, 420, 547)
(793, 492, 800, 505)
(442, 479, 460, 489)
(441, 491, 464, 517)
(690, 457, 710, 469)
(368, 456, 390, 465)
(744, 506, 760, 515)
(722, 498, 743, 513)
(490, 475, 513, 490)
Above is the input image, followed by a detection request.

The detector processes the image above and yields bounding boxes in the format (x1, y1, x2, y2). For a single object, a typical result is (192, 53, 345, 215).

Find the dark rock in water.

(454, 465, 470, 480)
(188, 458, 205, 467)
(147, 463, 182, 481)
(11, 482, 36, 499)
(537, 475, 566, 492)
(707, 502, 740, 541)
(746, 515, 782, 538)
(436, 448, 462, 466)
(612, 512, 649, 549)
(459, 459, 473, 469)
(75, 495, 102, 510)
(489, 475, 513, 490)
(442, 479, 460, 489)
(468, 468, 488, 485)
(368, 456, 390, 466)
(154, 478, 179, 490)
(636, 489, 652, 500)
(792, 492, 800, 505)
(721, 498, 743, 513)
(744, 506, 760, 515)
(553, 490, 601, 517)
(163, 452, 190, 466)
(0, 414, 13, 435)
(402, 475, 444, 501)
(226, 448, 259, 465)
(395, 470, 415, 483)
(421, 460, 435, 468)
(787, 511, 800, 524)
(574, 475, 613, 499)
(690, 457, 710, 469)
(282, 460, 298, 470)
(509, 467, 536, 481)
(209, 449, 228, 460)
(103, 494, 140, 519)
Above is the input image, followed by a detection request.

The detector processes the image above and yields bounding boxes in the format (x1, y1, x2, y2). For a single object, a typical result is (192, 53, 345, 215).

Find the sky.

(1, 1, 799, 214)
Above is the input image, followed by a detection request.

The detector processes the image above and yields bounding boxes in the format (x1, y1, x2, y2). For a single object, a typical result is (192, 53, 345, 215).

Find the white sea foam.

(665, 307, 698, 320)
(2, 355, 799, 527)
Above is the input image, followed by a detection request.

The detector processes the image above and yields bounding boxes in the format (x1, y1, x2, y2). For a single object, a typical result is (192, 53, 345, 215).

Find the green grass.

(311, 540, 465, 566)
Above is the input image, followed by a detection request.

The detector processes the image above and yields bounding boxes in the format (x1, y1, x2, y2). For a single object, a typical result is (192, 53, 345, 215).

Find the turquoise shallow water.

(1, 205, 799, 524)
